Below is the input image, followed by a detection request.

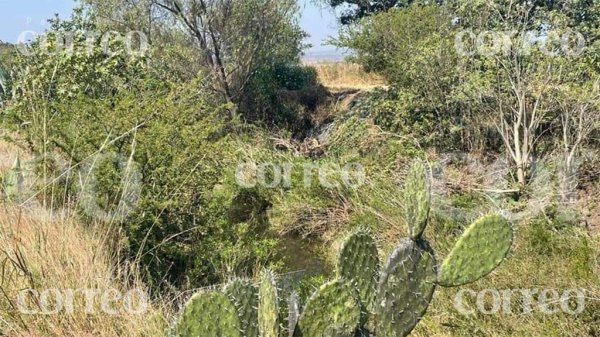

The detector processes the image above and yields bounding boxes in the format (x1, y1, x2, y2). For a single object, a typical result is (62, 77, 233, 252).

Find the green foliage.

(327, 0, 417, 24)
(176, 291, 241, 337)
(334, 5, 463, 148)
(403, 160, 430, 240)
(0, 44, 16, 109)
(0, 64, 10, 102)
(437, 214, 514, 287)
(336, 228, 380, 315)
(244, 61, 321, 132)
(3, 10, 282, 289)
(294, 279, 361, 337)
(259, 269, 280, 337)
(224, 278, 259, 337)
(272, 63, 318, 91)
(375, 238, 437, 337)
(526, 210, 594, 279)
(4, 9, 147, 153)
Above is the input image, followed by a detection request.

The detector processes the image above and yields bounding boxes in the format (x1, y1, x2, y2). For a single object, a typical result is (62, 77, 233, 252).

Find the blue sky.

(0, 0, 342, 58)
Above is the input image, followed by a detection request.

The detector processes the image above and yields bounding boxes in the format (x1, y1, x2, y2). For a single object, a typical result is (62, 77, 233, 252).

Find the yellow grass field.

(307, 61, 387, 90)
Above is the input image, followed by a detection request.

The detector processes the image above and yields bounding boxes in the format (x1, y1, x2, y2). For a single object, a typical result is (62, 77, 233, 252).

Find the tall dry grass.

(0, 205, 168, 337)
(308, 61, 386, 90)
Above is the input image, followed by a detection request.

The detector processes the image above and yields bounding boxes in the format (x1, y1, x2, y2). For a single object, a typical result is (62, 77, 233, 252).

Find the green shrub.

(333, 5, 465, 149)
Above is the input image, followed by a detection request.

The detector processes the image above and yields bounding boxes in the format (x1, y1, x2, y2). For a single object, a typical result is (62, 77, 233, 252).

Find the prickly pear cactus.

(176, 291, 241, 337)
(287, 291, 301, 337)
(224, 278, 259, 337)
(375, 238, 437, 337)
(336, 228, 380, 313)
(438, 214, 513, 287)
(295, 280, 361, 337)
(259, 269, 280, 337)
(403, 160, 431, 240)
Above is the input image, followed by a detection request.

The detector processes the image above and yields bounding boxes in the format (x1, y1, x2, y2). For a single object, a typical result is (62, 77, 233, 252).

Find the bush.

(2, 11, 285, 288)
(332, 5, 494, 151)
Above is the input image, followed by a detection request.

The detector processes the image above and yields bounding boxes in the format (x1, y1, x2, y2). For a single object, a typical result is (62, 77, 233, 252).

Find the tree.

(453, 0, 600, 188)
(85, 0, 309, 120)
(553, 80, 600, 202)
(150, 0, 306, 115)
(327, 0, 416, 24)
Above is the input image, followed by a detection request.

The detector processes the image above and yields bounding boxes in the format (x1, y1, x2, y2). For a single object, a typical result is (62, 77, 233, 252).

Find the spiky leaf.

(403, 160, 431, 240)
(224, 278, 259, 337)
(375, 238, 437, 337)
(176, 291, 241, 337)
(438, 214, 513, 287)
(259, 269, 280, 337)
(295, 280, 361, 337)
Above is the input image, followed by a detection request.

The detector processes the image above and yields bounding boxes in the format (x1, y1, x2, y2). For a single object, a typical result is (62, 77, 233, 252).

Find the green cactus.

(287, 291, 300, 337)
(371, 160, 513, 337)
(176, 291, 241, 337)
(295, 279, 361, 337)
(437, 214, 513, 287)
(259, 269, 280, 337)
(336, 228, 380, 314)
(173, 159, 514, 337)
(224, 278, 259, 337)
(375, 238, 437, 337)
(403, 160, 431, 240)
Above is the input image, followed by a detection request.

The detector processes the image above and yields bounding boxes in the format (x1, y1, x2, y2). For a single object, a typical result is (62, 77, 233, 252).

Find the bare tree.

(554, 80, 600, 201)
(494, 61, 556, 187)
(464, 1, 574, 188)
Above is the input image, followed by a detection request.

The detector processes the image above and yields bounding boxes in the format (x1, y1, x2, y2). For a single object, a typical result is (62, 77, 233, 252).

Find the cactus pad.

(375, 238, 437, 337)
(403, 160, 431, 240)
(224, 278, 259, 337)
(295, 280, 361, 337)
(438, 214, 513, 287)
(287, 291, 301, 337)
(336, 228, 380, 313)
(176, 291, 241, 337)
(259, 269, 280, 337)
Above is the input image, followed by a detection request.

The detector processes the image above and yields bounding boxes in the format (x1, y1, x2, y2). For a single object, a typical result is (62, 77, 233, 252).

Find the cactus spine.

(437, 214, 513, 287)
(336, 228, 380, 315)
(375, 238, 437, 337)
(403, 160, 431, 240)
(294, 280, 361, 337)
(371, 159, 513, 337)
(259, 269, 280, 337)
(224, 278, 259, 337)
(176, 291, 241, 337)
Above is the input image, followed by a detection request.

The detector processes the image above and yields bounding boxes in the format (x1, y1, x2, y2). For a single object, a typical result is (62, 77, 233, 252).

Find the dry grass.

(307, 61, 387, 91)
(0, 205, 168, 337)
(0, 140, 25, 172)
